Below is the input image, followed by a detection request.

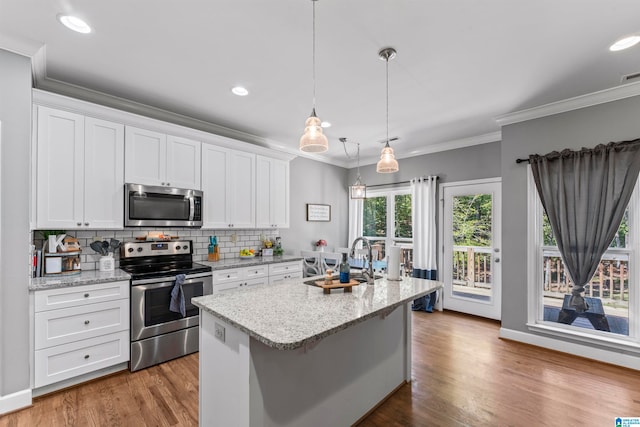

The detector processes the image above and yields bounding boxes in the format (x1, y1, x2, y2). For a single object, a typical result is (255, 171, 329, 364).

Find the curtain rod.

(365, 176, 438, 189)
(516, 158, 530, 164)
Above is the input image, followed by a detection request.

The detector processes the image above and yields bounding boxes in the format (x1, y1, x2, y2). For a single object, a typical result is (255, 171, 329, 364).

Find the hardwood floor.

(2, 311, 639, 426)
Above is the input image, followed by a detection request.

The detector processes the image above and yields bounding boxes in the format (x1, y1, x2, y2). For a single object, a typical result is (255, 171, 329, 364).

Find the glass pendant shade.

(376, 144, 399, 173)
(350, 176, 366, 199)
(299, 109, 329, 153)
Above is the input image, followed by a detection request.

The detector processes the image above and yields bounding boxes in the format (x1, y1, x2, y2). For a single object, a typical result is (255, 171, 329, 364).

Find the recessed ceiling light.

(610, 34, 640, 51)
(320, 121, 331, 128)
(231, 86, 249, 96)
(57, 14, 92, 34)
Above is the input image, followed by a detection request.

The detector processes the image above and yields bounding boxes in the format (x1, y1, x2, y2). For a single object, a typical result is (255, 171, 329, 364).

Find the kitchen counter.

(200, 254, 302, 271)
(192, 275, 439, 350)
(195, 275, 442, 426)
(29, 269, 131, 291)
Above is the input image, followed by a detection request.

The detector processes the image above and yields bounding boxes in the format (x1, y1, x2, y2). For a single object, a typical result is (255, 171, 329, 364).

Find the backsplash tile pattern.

(33, 228, 280, 272)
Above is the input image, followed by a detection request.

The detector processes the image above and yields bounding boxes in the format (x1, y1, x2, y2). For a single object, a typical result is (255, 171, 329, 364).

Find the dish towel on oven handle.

(169, 274, 187, 317)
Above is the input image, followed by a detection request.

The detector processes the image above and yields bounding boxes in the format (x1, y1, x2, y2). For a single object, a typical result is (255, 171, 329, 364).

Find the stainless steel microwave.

(125, 183, 203, 228)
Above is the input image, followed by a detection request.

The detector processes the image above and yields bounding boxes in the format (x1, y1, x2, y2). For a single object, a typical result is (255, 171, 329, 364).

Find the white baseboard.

(0, 389, 32, 415)
(499, 327, 640, 371)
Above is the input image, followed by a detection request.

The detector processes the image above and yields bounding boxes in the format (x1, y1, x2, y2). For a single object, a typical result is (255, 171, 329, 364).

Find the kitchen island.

(192, 275, 442, 426)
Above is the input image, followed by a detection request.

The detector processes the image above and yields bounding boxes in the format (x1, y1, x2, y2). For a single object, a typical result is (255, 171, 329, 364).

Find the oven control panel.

(121, 240, 192, 258)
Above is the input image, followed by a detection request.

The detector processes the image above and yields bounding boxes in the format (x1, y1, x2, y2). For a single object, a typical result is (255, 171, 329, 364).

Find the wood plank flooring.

(2, 311, 639, 426)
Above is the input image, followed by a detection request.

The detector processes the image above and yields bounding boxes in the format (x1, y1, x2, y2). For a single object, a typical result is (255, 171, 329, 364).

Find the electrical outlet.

(231, 233, 237, 243)
(214, 322, 225, 343)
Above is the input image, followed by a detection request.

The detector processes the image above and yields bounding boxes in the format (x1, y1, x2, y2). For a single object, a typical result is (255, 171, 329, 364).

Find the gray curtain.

(530, 139, 640, 313)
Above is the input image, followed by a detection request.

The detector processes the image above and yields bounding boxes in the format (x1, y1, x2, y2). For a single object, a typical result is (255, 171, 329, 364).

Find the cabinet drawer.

(269, 261, 302, 276)
(214, 277, 268, 292)
(245, 265, 268, 279)
(35, 299, 129, 350)
(35, 281, 129, 312)
(269, 271, 303, 285)
(212, 268, 243, 285)
(34, 330, 129, 388)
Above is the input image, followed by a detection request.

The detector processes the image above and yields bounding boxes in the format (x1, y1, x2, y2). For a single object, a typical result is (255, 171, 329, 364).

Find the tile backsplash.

(33, 228, 280, 272)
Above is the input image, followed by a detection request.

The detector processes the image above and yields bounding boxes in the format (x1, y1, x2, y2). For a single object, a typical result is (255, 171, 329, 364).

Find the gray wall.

(0, 49, 32, 396)
(351, 141, 501, 186)
(279, 157, 349, 255)
(501, 95, 640, 334)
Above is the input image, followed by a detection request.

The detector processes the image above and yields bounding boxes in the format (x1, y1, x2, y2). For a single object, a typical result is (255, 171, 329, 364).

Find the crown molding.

(0, 32, 42, 57)
(355, 131, 502, 168)
(496, 81, 640, 126)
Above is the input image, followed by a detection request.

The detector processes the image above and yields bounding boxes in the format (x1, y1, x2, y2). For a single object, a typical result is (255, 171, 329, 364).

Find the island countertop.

(192, 276, 441, 351)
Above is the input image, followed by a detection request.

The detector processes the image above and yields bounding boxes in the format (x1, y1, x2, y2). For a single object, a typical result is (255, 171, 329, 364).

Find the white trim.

(358, 131, 501, 168)
(32, 89, 296, 162)
(0, 389, 32, 415)
(0, 32, 43, 57)
(499, 327, 640, 372)
(526, 165, 541, 325)
(496, 80, 640, 126)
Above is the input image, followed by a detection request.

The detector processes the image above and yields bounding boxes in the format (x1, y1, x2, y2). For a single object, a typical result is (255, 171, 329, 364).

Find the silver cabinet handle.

(84, 354, 90, 359)
(84, 293, 90, 298)
(77, 222, 82, 226)
(495, 258, 501, 263)
(84, 320, 90, 325)
(166, 182, 170, 186)
(161, 182, 165, 186)
(84, 222, 89, 226)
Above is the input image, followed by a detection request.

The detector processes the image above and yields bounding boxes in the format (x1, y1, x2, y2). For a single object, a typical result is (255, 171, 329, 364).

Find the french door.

(440, 179, 501, 320)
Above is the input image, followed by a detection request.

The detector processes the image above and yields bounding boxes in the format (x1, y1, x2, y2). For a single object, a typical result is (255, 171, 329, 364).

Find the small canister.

(99, 254, 114, 272)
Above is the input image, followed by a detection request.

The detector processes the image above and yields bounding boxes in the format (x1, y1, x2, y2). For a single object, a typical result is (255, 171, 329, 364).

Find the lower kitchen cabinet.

(32, 281, 130, 389)
(212, 261, 303, 291)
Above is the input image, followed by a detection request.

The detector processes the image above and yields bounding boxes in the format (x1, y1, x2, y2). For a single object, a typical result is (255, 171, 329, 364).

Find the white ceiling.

(1, 0, 640, 167)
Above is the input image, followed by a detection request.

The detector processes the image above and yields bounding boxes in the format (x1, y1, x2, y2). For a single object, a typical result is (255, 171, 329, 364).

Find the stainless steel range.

(119, 240, 212, 372)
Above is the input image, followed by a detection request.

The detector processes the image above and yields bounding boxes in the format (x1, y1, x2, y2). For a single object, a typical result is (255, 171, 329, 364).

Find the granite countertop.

(200, 255, 302, 271)
(29, 269, 131, 291)
(192, 276, 441, 351)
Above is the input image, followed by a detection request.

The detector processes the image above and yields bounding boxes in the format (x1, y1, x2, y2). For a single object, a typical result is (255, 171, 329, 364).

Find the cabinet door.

(166, 135, 201, 190)
(83, 118, 124, 229)
(36, 106, 85, 228)
(256, 156, 289, 228)
(201, 145, 231, 228)
(124, 126, 166, 186)
(228, 150, 255, 228)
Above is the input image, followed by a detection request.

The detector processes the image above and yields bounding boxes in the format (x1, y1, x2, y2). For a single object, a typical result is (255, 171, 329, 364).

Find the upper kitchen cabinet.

(201, 145, 255, 229)
(124, 126, 201, 190)
(36, 106, 124, 229)
(256, 156, 289, 228)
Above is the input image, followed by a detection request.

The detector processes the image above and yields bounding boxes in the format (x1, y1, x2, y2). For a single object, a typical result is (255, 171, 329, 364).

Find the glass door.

(441, 179, 501, 320)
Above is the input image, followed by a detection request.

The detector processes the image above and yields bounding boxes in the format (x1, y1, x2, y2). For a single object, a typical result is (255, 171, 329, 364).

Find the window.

(528, 169, 639, 348)
(361, 187, 412, 271)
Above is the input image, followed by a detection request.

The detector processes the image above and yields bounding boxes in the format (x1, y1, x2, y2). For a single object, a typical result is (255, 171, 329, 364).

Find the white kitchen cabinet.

(212, 265, 269, 292)
(256, 156, 290, 228)
(268, 261, 302, 284)
(36, 106, 124, 229)
(201, 145, 255, 229)
(33, 281, 130, 388)
(125, 126, 201, 190)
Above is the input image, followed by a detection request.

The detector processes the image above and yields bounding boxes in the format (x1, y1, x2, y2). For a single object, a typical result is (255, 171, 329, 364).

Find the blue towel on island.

(169, 274, 187, 317)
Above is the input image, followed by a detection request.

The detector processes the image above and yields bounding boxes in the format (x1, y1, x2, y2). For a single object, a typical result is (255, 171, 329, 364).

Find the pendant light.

(376, 47, 399, 173)
(299, 0, 329, 153)
(340, 138, 366, 199)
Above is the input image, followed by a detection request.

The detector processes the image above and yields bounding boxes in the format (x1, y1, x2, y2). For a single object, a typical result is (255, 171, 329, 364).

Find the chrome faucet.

(350, 237, 375, 285)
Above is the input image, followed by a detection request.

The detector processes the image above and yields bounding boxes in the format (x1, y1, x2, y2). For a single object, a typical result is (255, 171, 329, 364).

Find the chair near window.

(320, 252, 342, 274)
(300, 250, 321, 277)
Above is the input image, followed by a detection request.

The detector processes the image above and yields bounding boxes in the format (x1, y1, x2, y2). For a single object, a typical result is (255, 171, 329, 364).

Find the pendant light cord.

(385, 54, 389, 148)
(312, 0, 317, 110)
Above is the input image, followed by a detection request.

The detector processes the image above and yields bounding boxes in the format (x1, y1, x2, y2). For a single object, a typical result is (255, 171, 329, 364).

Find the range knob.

(184, 245, 189, 251)
(137, 247, 143, 252)
(128, 248, 134, 253)
(176, 245, 182, 250)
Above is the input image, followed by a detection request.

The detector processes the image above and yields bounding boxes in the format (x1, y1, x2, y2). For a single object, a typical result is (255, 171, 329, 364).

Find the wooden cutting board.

(314, 279, 360, 294)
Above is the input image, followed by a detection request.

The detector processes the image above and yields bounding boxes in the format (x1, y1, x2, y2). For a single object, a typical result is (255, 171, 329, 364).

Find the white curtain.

(411, 176, 439, 311)
(348, 197, 363, 249)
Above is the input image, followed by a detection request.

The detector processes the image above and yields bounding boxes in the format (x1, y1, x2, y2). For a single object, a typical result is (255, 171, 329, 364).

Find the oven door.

(131, 272, 213, 341)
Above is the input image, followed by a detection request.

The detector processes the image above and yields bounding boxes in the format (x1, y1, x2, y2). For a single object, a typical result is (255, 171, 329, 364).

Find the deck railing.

(452, 246, 492, 288)
(542, 248, 628, 305)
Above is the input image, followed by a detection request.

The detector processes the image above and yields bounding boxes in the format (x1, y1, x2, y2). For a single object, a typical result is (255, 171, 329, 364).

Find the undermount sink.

(303, 273, 383, 286)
